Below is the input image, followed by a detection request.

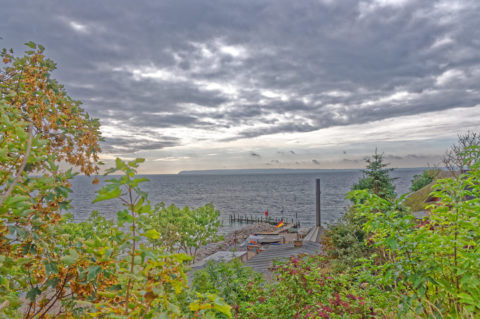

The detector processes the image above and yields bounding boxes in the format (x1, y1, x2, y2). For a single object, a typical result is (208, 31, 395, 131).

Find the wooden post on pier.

(316, 178, 321, 228)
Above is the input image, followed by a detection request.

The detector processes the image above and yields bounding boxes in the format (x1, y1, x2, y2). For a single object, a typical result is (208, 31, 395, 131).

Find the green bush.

(141, 202, 223, 260)
(235, 255, 396, 318)
(322, 209, 373, 268)
(409, 169, 437, 192)
(192, 259, 264, 306)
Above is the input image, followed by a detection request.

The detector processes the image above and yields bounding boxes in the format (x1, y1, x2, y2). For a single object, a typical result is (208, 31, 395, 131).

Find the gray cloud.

(385, 154, 433, 161)
(250, 152, 261, 158)
(101, 136, 180, 154)
(312, 159, 320, 165)
(385, 155, 404, 160)
(342, 158, 360, 163)
(1, 0, 479, 151)
(277, 150, 297, 156)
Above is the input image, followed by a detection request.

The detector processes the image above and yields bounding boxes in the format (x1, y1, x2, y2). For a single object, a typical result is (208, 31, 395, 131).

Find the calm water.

(69, 168, 424, 233)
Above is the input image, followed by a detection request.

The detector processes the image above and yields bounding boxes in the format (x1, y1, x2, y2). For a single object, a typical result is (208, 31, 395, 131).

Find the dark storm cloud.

(2, 0, 480, 151)
(101, 136, 180, 154)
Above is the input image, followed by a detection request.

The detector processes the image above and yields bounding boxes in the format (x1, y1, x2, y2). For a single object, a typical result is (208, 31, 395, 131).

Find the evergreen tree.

(352, 149, 396, 200)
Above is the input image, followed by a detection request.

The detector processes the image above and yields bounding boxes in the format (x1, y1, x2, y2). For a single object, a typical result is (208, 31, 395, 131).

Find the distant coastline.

(177, 167, 429, 175)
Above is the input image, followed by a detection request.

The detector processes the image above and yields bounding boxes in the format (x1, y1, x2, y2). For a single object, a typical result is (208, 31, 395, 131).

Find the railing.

(228, 214, 300, 228)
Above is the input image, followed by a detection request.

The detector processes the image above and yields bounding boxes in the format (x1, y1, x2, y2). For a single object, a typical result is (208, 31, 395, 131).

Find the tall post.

(315, 178, 321, 227)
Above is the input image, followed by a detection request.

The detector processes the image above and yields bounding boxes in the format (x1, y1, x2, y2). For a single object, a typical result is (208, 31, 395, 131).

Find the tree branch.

(0, 122, 33, 208)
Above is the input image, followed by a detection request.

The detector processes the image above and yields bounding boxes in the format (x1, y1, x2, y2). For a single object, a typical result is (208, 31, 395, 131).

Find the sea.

(68, 168, 425, 234)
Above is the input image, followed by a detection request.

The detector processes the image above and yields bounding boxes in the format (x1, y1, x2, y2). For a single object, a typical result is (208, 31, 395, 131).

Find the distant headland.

(179, 168, 361, 175)
(177, 167, 427, 175)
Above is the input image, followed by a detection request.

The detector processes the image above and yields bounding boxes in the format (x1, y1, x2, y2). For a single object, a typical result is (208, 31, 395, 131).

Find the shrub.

(141, 202, 223, 261)
(235, 255, 396, 319)
(192, 259, 264, 306)
(322, 209, 373, 268)
(409, 169, 437, 192)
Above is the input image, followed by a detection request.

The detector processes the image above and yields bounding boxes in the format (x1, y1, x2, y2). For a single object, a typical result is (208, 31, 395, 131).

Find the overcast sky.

(1, 0, 480, 173)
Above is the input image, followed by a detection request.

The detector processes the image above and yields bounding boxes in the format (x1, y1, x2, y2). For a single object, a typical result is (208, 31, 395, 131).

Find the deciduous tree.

(443, 130, 480, 176)
(0, 43, 101, 318)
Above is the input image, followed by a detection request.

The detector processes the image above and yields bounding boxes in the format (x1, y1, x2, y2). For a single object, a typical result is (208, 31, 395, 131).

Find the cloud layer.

(1, 0, 479, 172)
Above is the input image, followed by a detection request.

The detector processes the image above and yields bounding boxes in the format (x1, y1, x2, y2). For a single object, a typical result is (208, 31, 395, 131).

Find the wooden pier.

(229, 214, 300, 228)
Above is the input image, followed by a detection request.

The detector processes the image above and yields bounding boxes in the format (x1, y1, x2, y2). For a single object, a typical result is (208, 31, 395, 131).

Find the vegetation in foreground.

(194, 147, 480, 318)
(2, 43, 480, 318)
(1, 44, 228, 318)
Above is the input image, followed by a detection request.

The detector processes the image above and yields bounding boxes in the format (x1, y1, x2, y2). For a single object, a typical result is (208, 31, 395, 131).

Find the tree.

(443, 130, 480, 176)
(1, 42, 101, 176)
(0, 43, 230, 318)
(0, 43, 101, 317)
(352, 149, 396, 200)
(141, 203, 223, 261)
(90, 158, 231, 318)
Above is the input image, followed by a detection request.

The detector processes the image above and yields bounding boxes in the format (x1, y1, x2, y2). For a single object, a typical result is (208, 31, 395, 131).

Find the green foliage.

(234, 255, 394, 319)
(349, 147, 480, 317)
(0, 43, 101, 318)
(323, 149, 400, 268)
(352, 149, 396, 200)
(322, 209, 374, 268)
(0, 44, 228, 318)
(141, 202, 223, 260)
(192, 259, 264, 306)
(81, 157, 230, 318)
(410, 169, 437, 192)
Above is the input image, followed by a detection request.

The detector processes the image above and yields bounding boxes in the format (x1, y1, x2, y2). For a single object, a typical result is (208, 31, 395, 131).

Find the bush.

(192, 259, 264, 306)
(322, 209, 373, 268)
(235, 255, 396, 319)
(141, 202, 223, 260)
(409, 169, 437, 192)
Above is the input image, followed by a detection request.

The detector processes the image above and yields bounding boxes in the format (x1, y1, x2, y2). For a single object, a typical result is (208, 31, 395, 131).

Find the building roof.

(191, 250, 247, 270)
(246, 241, 322, 276)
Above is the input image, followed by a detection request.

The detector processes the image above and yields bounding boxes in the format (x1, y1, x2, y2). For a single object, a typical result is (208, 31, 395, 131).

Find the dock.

(254, 223, 295, 235)
(229, 214, 300, 228)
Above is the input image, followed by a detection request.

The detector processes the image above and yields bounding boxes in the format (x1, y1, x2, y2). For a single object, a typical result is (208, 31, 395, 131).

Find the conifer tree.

(352, 149, 396, 200)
